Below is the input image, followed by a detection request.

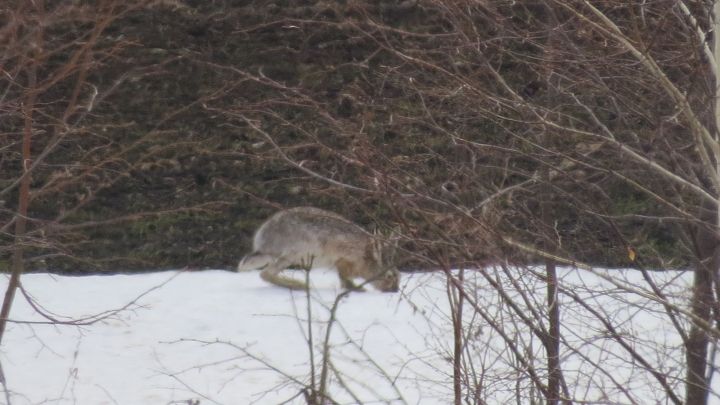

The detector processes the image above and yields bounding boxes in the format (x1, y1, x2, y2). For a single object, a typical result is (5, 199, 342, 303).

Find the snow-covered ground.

(0, 267, 714, 404)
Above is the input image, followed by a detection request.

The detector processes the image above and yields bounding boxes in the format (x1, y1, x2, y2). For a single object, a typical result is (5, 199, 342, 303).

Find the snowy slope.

(0, 267, 712, 404)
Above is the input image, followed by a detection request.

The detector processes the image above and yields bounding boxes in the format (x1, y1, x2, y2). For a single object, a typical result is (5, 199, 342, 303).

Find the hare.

(237, 207, 400, 292)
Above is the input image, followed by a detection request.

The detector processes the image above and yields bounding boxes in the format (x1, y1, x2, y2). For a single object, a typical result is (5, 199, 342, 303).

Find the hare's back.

(253, 207, 366, 253)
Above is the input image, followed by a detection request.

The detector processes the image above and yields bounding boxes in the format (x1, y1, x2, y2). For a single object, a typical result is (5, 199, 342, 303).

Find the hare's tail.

(237, 252, 273, 272)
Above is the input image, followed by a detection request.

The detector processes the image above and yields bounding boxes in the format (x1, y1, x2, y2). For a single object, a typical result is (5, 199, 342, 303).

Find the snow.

(0, 267, 714, 404)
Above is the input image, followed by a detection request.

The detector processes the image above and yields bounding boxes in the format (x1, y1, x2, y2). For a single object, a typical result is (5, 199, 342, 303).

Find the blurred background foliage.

(0, 0, 690, 272)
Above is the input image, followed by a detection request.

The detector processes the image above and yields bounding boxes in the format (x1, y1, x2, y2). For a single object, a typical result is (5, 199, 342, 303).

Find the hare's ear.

(384, 227, 401, 262)
(372, 227, 400, 264)
(388, 226, 401, 245)
(371, 228, 384, 263)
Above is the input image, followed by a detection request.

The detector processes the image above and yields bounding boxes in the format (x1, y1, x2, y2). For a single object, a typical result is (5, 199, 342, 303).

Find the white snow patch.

(0, 267, 716, 404)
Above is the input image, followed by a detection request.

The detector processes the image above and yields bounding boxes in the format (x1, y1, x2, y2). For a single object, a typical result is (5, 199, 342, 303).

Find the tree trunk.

(0, 102, 33, 343)
(685, 208, 719, 405)
(0, 19, 39, 343)
(688, 3, 720, 404)
(545, 258, 562, 405)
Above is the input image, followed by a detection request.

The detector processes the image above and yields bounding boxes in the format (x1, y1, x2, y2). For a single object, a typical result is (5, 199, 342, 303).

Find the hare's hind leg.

(260, 258, 308, 290)
(237, 252, 273, 272)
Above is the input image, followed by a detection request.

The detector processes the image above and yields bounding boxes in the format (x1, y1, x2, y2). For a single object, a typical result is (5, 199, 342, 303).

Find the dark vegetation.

(1, 1, 690, 273)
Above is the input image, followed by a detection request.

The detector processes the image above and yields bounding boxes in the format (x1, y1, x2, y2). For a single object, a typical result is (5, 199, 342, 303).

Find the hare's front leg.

(260, 258, 308, 290)
(336, 259, 366, 292)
